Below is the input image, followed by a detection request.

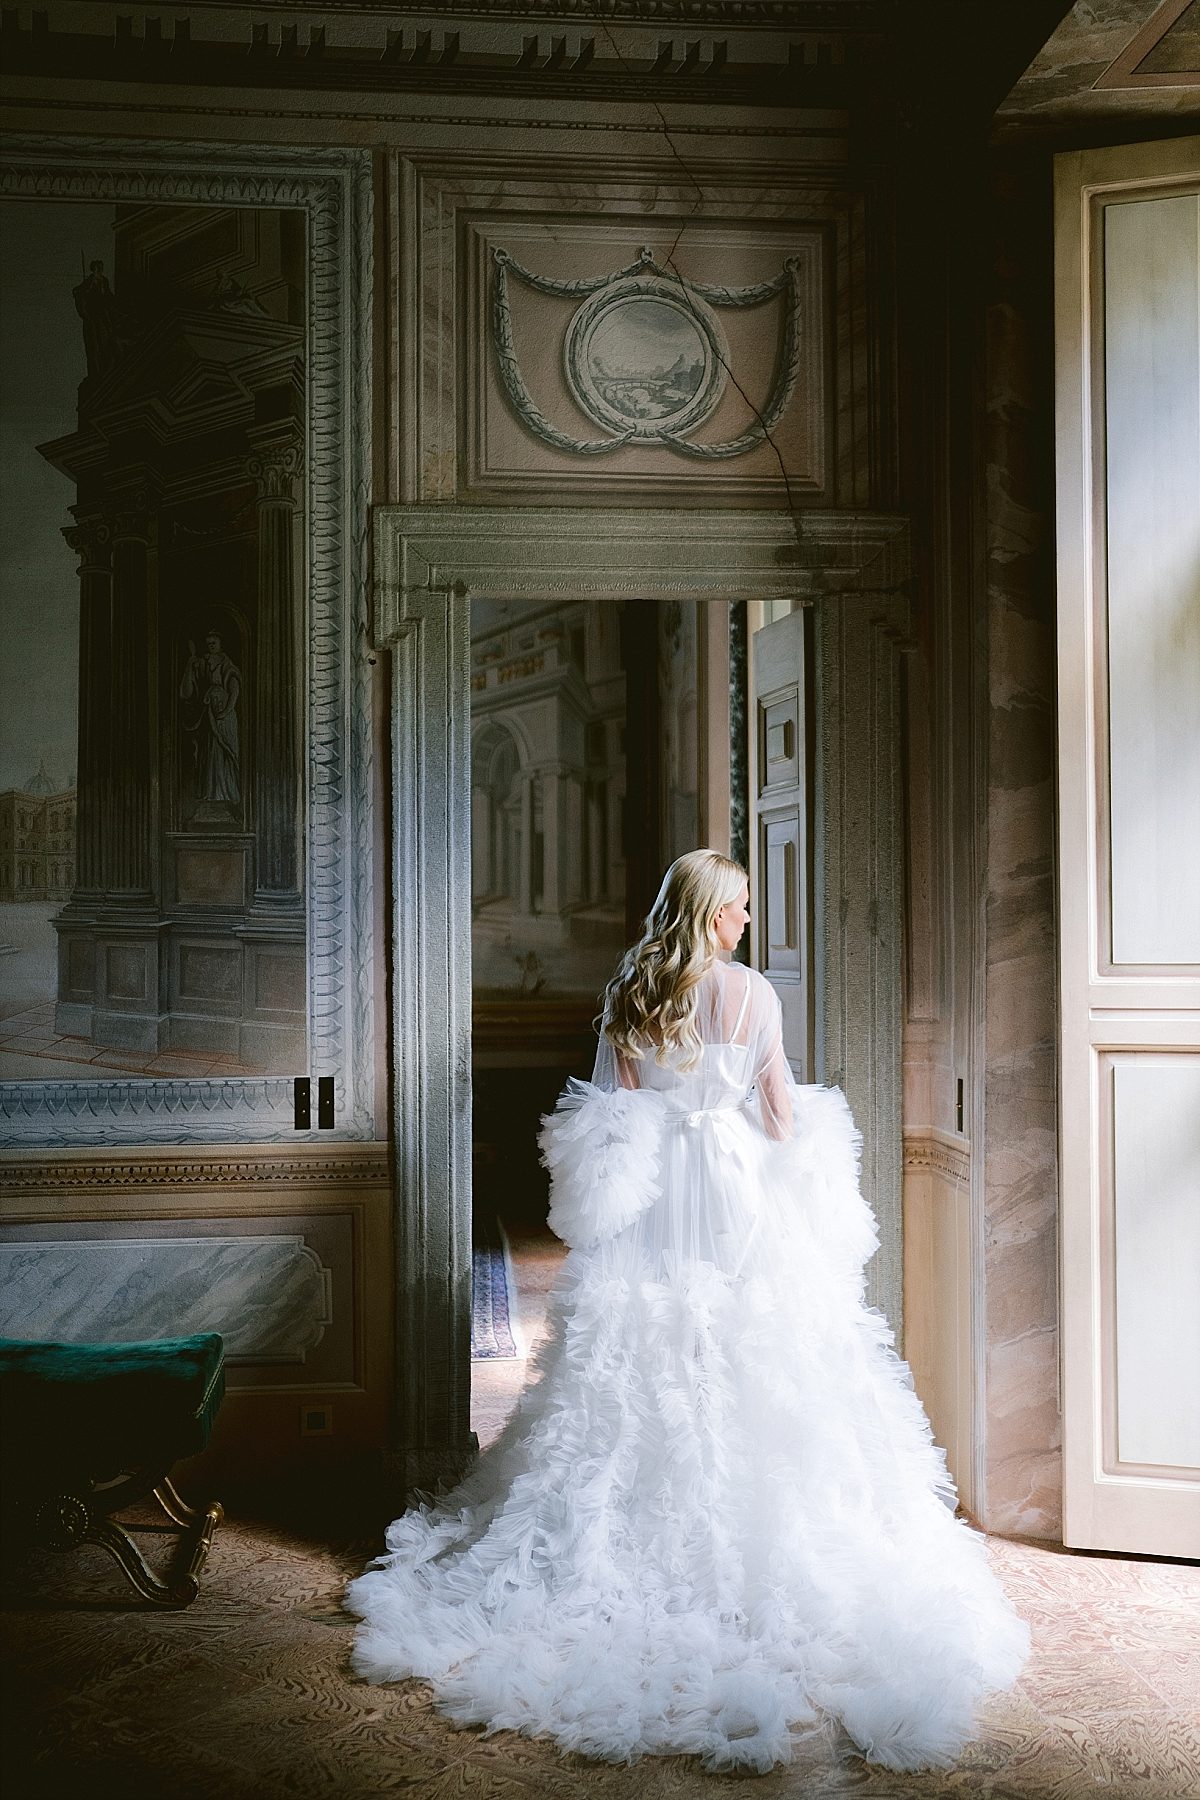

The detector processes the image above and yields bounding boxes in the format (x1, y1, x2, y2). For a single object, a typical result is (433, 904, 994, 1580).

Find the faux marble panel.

(987, 1326, 1062, 1539)
(983, 164, 1061, 1541)
(997, 0, 1200, 133)
(0, 1234, 332, 1364)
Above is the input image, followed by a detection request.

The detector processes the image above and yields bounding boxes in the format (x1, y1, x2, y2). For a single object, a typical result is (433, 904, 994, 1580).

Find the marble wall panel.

(982, 161, 1061, 1540)
(0, 1210, 357, 1388)
(0, 1232, 331, 1363)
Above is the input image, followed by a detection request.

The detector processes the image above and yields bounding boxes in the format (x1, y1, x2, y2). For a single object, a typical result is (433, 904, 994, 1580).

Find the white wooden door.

(1055, 136, 1200, 1558)
(749, 607, 812, 1079)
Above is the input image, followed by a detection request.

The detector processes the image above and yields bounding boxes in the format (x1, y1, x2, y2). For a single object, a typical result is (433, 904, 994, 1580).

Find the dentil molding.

(903, 1131, 971, 1185)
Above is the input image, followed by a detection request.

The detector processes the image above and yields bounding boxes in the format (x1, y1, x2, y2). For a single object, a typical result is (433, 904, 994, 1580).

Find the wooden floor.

(3, 1230, 1198, 1799)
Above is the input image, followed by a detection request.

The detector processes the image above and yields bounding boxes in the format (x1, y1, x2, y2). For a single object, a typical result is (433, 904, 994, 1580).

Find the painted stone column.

(587, 783, 604, 901)
(61, 514, 112, 901)
(563, 772, 585, 906)
(246, 433, 303, 910)
(106, 506, 155, 901)
(541, 766, 563, 913)
(471, 785, 491, 898)
(518, 772, 535, 915)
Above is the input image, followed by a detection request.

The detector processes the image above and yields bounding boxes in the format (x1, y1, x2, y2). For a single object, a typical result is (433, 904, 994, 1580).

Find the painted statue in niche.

(71, 259, 126, 377)
(0, 197, 308, 1082)
(181, 629, 243, 811)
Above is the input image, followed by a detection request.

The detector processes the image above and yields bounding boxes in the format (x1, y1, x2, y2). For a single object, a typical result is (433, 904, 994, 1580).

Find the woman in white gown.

(348, 850, 1028, 1773)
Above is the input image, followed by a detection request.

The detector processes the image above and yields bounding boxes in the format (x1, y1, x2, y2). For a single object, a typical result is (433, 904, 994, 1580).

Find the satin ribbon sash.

(663, 1101, 756, 1169)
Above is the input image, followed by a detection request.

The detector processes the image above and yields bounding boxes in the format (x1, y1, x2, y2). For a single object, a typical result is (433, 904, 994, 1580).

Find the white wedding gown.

(348, 961, 1028, 1773)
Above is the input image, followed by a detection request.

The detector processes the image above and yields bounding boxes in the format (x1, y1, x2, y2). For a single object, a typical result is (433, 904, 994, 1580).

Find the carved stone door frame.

(373, 504, 910, 1492)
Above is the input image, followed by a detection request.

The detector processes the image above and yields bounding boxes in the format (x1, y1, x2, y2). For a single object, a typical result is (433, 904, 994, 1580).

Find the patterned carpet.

(3, 1487, 1197, 1797)
(471, 1219, 521, 1360)
(3, 1233, 1197, 1799)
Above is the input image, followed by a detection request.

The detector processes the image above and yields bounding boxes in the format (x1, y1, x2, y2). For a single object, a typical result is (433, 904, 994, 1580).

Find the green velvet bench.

(0, 1333, 225, 1608)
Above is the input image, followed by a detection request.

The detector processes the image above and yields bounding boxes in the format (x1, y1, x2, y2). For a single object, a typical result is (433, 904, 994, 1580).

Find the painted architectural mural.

(0, 198, 307, 1081)
(470, 599, 627, 1004)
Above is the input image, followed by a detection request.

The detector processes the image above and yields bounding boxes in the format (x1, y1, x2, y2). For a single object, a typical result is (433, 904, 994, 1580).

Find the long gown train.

(347, 963, 1028, 1772)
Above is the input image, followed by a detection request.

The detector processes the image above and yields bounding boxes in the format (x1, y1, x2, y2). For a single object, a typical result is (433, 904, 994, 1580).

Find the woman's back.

(616, 962, 793, 1140)
(634, 964, 755, 1109)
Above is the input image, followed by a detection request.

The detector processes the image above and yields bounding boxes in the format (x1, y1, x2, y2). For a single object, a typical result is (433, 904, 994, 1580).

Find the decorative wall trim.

(131, 1, 884, 19)
(1093, 0, 1197, 92)
(375, 502, 910, 1476)
(0, 136, 375, 1146)
(0, 3, 888, 107)
(0, 1145, 390, 1202)
(377, 506, 906, 635)
(0, 98, 849, 140)
(903, 1129, 970, 1185)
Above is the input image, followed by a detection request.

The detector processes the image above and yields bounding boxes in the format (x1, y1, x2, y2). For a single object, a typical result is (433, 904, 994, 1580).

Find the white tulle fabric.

(347, 961, 1028, 1773)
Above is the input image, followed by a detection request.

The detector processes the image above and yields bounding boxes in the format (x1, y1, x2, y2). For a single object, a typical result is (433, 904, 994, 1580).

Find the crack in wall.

(589, 7, 805, 534)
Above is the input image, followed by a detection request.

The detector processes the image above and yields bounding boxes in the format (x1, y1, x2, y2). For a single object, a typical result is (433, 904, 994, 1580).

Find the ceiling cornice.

(0, 2, 895, 110)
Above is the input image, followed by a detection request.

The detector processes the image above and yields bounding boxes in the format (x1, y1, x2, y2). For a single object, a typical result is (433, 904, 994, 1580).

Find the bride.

(347, 849, 1029, 1773)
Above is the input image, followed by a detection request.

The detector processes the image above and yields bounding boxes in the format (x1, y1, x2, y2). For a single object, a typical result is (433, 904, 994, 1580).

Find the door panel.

(750, 608, 811, 1078)
(1055, 135, 1200, 1557)
(763, 817, 801, 977)
(1109, 1057, 1200, 1472)
(1104, 192, 1200, 968)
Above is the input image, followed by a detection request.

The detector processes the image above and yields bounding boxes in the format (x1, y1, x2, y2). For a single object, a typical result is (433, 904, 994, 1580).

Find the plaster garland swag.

(491, 245, 804, 459)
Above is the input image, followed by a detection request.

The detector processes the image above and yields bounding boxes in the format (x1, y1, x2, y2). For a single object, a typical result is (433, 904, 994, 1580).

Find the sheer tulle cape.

(347, 961, 1028, 1773)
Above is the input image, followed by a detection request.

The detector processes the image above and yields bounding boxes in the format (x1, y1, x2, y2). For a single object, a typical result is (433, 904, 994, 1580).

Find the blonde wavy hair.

(602, 849, 747, 1069)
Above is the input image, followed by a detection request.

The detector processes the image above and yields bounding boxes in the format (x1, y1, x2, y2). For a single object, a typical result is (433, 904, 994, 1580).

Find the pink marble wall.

(981, 160, 1062, 1539)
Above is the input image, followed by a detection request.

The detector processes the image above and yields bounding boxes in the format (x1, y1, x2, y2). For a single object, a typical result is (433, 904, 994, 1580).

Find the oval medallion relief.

(564, 276, 728, 441)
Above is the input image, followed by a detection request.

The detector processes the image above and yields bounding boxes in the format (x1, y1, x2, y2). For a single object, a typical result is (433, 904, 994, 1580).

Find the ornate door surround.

(374, 504, 910, 1491)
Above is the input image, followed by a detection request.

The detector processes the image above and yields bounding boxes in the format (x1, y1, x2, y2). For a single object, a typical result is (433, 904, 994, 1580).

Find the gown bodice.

(635, 1039, 756, 1117)
(633, 964, 759, 1119)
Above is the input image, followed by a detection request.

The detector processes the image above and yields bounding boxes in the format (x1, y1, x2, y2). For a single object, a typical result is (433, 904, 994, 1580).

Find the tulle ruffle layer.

(348, 1085, 1028, 1772)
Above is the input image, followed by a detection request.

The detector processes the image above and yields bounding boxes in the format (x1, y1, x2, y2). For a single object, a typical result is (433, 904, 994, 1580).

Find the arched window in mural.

(469, 600, 627, 1008)
(471, 720, 522, 913)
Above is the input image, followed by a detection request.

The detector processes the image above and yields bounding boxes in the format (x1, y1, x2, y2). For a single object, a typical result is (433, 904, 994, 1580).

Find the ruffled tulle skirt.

(347, 1086, 1028, 1772)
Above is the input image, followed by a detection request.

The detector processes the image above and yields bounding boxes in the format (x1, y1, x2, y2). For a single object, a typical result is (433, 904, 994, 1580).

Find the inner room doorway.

(375, 503, 907, 1492)
(467, 597, 727, 1441)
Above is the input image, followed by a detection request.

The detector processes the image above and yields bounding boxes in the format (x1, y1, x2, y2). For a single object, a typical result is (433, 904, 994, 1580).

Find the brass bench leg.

(83, 1515, 197, 1608)
(152, 1476, 224, 1604)
(154, 1474, 202, 1529)
(30, 1476, 223, 1609)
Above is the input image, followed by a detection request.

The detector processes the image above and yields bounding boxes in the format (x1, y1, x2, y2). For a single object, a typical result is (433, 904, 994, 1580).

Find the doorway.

(467, 598, 724, 1440)
(375, 504, 908, 1491)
